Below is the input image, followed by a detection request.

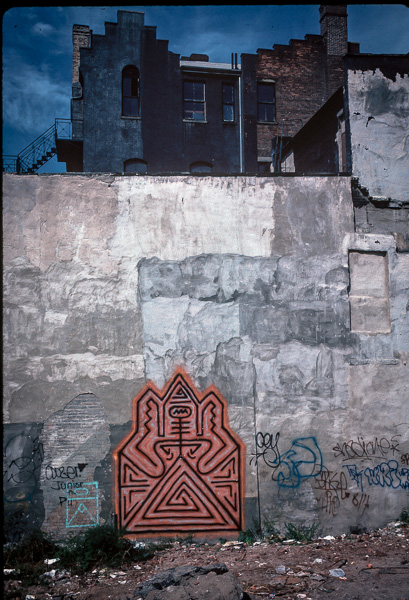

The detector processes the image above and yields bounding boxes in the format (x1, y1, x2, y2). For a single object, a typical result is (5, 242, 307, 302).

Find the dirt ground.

(5, 522, 409, 600)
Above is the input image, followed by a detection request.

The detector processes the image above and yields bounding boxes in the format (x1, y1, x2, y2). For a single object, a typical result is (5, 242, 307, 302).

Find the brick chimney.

(72, 24, 91, 85)
(319, 5, 348, 56)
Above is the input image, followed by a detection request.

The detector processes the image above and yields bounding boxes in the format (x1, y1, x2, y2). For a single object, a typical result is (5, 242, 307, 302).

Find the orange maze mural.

(114, 369, 246, 537)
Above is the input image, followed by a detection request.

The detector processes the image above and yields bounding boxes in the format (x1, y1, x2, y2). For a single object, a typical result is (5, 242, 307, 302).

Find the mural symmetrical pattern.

(114, 370, 245, 536)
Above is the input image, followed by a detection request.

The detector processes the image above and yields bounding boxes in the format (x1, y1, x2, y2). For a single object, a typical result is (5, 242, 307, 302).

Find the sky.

(2, 3, 409, 173)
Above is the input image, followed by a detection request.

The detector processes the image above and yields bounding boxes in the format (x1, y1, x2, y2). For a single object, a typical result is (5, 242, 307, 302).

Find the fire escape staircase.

(2, 119, 72, 173)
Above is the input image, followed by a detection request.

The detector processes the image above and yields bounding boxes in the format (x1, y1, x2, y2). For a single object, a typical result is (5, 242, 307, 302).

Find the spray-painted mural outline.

(114, 369, 245, 537)
(66, 482, 99, 528)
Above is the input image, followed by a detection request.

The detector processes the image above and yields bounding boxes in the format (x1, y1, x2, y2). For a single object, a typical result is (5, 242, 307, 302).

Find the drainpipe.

(238, 57, 244, 174)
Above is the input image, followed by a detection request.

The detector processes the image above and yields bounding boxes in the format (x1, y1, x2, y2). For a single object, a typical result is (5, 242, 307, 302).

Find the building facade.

(64, 11, 243, 174)
(60, 5, 359, 174)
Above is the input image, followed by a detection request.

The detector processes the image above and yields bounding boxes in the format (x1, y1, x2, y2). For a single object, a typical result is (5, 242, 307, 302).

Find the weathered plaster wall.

(3, 173, 409, 539)
(348, 68, 409, 202)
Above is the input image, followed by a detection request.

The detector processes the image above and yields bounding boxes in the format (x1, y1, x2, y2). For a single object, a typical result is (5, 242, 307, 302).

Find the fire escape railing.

(2, 119, 78, 173)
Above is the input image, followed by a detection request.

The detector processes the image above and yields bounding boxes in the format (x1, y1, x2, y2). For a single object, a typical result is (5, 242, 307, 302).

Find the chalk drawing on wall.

(66, 482, 99, 528)
(114, 369, 245, 536)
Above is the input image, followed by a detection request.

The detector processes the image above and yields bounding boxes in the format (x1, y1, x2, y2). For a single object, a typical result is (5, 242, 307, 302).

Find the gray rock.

(131, 563, 252, 600)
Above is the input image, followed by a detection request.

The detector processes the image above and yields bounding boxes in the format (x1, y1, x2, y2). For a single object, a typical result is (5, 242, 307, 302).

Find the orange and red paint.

(114, 369, 245, 538)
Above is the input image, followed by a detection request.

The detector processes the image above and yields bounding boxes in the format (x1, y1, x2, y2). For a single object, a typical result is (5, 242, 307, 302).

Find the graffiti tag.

(344, 461, 409, 492)
(44, 463, 88, 481)
(314, 467, 369, 516)
(333, 435, 401, 462)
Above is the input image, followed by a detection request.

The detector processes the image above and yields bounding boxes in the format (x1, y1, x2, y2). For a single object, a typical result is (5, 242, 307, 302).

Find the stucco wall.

(3, 173, 409, 538)
(348, 67, 409, 202)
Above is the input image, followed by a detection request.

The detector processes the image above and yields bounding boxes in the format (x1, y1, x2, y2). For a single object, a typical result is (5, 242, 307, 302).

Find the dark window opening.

(190, 161, 212, 174)
(257, 82, 276, 122)
(122, 66, 140, 117)
(258, 161, 271, 174)
(79, 69, 84, 96)
(124, 158, 147, 174)
(222, 83, 235, 121)
(184, 81, 205, 121)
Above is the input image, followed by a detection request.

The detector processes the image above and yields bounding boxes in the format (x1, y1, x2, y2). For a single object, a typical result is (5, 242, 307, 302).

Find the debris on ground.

(3, 522, 409, 600)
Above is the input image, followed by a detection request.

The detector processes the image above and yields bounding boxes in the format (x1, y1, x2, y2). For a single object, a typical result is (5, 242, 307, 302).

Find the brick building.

(242, 5, 360, 173)
(58, 5, 359, 175)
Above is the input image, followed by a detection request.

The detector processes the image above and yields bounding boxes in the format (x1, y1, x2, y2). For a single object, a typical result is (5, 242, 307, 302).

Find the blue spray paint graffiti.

(274, 437, 323, 488)
(251, 433, 323, 489)
(344, 461, 409, 492)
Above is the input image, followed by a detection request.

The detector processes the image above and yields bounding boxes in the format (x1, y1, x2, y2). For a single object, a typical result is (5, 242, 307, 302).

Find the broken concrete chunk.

(131, 563, 252, 599)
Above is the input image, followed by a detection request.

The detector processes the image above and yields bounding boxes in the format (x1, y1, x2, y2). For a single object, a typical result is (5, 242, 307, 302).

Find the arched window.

(124, 159, 147, 174)
(122, 66, 139, 117)
(190, 161, 213, 174)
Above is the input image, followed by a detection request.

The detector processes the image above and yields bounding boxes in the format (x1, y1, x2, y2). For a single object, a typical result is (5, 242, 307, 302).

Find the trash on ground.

(329, 568, 346, 577)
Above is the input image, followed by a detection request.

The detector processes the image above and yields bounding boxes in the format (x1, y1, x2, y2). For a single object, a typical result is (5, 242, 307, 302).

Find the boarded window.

(349, 251, 391, 333)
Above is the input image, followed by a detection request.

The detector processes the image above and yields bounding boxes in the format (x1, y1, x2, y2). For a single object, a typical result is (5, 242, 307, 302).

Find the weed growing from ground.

(55, 524, 161, 572)
(262, 517, 282, 542)
(3, 528, 60, 596)
(238, 528, 258, 544)
(3, 523, 171, 598)
(284, 521, 321, 542)
(238, 518, 264, 544)
(399, 507, 409, 524)
(4, 528, 59, 565)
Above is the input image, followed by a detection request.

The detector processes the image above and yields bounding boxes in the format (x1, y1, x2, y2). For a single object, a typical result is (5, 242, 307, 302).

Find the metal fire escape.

(2, 119, 73, 173)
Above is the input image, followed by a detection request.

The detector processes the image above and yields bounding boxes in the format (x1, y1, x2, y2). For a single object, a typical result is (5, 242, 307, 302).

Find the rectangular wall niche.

(348, 250, 391, 334)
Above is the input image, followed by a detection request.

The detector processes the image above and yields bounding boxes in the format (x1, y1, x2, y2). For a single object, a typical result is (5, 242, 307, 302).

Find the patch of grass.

(4, 524, 170, 590)
(284, 521, 321, 542)
(238, 528, 258, 544)
(56, 524, 157, 573)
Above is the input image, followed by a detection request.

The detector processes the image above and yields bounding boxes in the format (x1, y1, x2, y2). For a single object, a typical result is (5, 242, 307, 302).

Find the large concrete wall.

(3, 173, 409, 539)
(347, 67, 409, 203)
